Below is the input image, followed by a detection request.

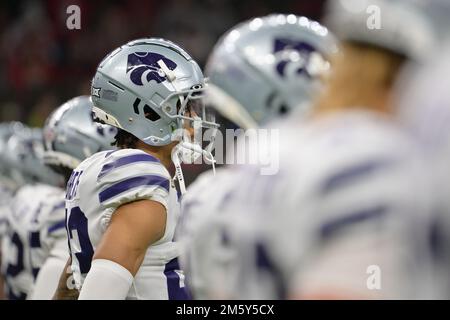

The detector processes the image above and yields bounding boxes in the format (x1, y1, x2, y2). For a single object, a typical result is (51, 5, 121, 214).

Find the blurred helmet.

(410, 0, 450, 43)
(43, 96, 117, 170)
(3, 126, 63, 187)
(323, 0, 436, 61)
(91, 38, 218, 147)
(0, 122, 26, 189)
(205, 14, 338, 129)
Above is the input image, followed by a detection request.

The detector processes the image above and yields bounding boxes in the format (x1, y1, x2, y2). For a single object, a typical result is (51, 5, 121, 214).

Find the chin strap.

(171, 147, 187, 196)
(203, 148, 216, 176)
(171, 141, 217, 196)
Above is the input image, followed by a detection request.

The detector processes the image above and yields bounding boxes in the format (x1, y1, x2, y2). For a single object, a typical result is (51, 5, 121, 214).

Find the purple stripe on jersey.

(320, 159, 393, 195)
(51, 202, 65, 213)
(105, 150, 119, 158)
(98, 153, 161, 179)
(319, 205, 388, 240)
(99, 175, 170, 203)
(164, 258, 191, 300)
(48, 219, 66, 234)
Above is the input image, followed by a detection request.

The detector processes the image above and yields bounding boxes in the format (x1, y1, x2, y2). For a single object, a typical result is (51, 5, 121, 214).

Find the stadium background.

(0, 0, 325, 183)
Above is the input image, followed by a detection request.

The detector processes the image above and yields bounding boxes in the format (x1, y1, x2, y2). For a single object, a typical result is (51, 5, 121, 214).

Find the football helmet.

(43, 95, 117, 170)
(324, 0, 436, 61)
(91, 37, 218, 147)
(0, 122, 25, 189)
(3, 126, 63, 187)
(205, 14, 338, 129)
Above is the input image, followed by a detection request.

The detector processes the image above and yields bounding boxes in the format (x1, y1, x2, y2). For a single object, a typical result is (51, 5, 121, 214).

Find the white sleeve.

(29, 256, 68, 300)
(97, 153, 171, 212)
(29, 237, 70, 300)
(78, 259, 134, 300)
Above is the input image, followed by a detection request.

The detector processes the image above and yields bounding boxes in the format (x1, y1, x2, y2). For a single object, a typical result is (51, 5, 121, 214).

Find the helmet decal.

(273, 38, 318, 79)
(126, 52, 177, 86)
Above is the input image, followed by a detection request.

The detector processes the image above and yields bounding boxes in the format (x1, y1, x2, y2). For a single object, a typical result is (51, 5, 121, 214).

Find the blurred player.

(225, 0, 438, 299)
(0, 126, 63, 299)
(55, 38, 218, 300)
(0, 122, 27, 299)
(177, 14, 337, 299)
(0, 123, 24, 241)
(183, 0, 439, 299)
(24, 96, 116, 300)
(395, 1, 450, 298)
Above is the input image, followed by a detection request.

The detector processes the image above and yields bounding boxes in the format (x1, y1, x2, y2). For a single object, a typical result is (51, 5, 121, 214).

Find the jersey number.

(6, 232, 24, 277)
(6, 230, 42, 279)
(66, 207, 94, 274)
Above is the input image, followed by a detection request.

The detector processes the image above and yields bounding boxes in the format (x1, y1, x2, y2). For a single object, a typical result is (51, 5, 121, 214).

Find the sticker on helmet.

(273, 38, 318, 79)
(127, 52, 177, 86)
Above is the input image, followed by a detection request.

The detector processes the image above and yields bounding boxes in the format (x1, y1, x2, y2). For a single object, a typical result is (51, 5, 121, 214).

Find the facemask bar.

(160, 87, 220, 196)
(160, 87, 219, 130)
(160, 87, 219, 157)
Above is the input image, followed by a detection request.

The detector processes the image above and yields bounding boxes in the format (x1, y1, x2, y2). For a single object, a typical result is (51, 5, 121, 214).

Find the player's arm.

(78, 199, 166, 300)
(31, 249, 68, 300)
(31, 207, 69, 300)
(53, 257, 79, 300)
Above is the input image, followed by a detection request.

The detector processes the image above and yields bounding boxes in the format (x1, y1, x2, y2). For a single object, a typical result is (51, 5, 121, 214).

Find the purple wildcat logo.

(127, 52, 177, 86)
(273, 38, 318, 79)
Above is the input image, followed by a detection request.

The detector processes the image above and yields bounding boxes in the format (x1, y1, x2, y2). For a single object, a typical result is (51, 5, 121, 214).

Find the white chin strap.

(171, 147, 187, 196)
(171, 141, 216, 196)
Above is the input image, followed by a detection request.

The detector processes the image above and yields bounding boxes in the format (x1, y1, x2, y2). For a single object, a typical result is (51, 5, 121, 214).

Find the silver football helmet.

(91, 37, 218, 146)
(2, 125, 63, 187)
(43, 96, 117, 170)
(205, 14, 338, 129)
(0, 122, 26, 190)
(323, 0, 436, 61)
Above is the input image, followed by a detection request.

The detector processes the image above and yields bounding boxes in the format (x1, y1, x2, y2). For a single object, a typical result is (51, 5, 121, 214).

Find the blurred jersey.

(397, 43, 450, 298)
(182, 110, 435, 299)
(1, 183, 66, 300)
(178, 167, 245, 299)
(178, 115, 301, 299)
(66, 149, 188, 300)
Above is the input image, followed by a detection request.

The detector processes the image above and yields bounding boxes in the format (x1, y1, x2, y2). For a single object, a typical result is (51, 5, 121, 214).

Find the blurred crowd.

(0, 0, 325, 127)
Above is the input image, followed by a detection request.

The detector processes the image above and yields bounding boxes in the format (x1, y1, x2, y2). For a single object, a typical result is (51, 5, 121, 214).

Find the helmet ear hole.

(266, 92, 289, 115)
(278, 104, 289, 115)
(143, 105, 161, 122)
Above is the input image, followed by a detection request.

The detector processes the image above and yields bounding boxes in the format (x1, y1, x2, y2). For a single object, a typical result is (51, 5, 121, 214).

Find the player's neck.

(135, 140, 176, 170)
(311, 42, 400, 119)
(312, 86, 393, 118)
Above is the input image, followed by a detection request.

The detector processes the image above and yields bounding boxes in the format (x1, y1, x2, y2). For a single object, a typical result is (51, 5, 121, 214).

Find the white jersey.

(398, 44, 450, 298)
(178, 167, 245, 299)
(189, 111, 434, 299)
(66, 149, 188, 300)
(1, 183, 66, 300)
